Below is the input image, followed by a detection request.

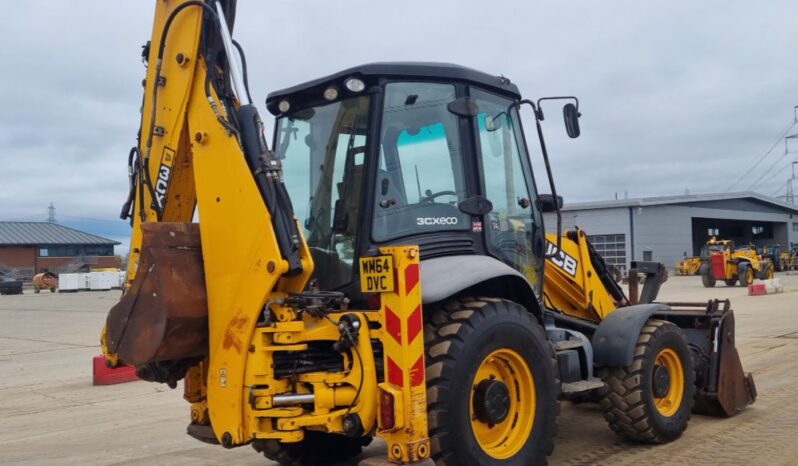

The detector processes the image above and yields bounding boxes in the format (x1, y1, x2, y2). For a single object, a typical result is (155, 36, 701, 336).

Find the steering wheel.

(419, 190, 457, 203)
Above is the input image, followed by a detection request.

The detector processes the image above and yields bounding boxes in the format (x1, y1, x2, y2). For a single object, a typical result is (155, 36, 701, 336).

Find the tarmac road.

(0, 273, 796, 465)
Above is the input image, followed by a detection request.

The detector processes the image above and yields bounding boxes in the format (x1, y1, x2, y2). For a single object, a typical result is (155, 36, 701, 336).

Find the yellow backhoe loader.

(700, 238, 773, 288)
(101, 2, 756, 465)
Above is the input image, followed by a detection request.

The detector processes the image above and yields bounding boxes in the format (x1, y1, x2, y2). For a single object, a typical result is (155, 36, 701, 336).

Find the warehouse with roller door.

(0, 222, 120, 279)
(543, 192, 798, 273)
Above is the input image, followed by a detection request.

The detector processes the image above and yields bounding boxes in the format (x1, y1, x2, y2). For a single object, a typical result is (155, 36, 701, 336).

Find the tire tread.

(424, 297, 559, 466)
(597, 319, 695, 444)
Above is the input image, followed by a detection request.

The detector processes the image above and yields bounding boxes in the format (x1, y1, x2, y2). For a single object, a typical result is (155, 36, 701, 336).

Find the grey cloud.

(1, 0, 797, 231)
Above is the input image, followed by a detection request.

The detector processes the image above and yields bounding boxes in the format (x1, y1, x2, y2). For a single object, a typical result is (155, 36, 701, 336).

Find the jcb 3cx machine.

(103, 1, 756, 465)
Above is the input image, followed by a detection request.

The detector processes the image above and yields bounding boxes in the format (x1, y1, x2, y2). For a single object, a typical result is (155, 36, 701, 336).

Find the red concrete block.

(92, 355, 139, 385)
(748, 283, 766, 296)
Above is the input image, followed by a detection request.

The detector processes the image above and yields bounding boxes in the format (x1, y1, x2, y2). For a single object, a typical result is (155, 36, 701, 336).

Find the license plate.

(359, 255, 395, 292)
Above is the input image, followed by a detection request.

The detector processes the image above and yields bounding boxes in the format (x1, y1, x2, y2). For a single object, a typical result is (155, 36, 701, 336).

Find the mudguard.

(591, 303, 670, 367)
(420, 255, 537, 307)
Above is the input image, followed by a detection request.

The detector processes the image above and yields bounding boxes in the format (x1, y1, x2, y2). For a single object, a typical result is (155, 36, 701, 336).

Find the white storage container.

(58, 273, 80, 292)
(89, 272, 116, 291)
(78, 273, 91, 290)
(116, 271, 127, 288)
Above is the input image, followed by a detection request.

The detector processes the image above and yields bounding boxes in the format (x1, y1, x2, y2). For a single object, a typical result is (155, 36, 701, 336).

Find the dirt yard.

(1, 273, 796, 465)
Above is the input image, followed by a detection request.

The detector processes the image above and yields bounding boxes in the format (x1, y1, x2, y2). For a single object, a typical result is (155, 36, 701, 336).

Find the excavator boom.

(104, 0, 316, 445)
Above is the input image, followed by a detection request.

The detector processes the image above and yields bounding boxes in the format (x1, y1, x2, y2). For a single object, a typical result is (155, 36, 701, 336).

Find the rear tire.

(724, 279, 737, 286)
(598, 319, 695, 444)
(738, 263, 754, 287)
(425, 297, 558, 466)
(252, 432, 371, 466)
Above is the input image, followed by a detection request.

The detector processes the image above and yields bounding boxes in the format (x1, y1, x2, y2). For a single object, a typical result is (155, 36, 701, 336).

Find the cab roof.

(265, 62, 520, 115)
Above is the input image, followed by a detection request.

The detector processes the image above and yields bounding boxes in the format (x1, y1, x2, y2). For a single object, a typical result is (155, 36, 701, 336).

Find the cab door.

(472, 88, 543, 291)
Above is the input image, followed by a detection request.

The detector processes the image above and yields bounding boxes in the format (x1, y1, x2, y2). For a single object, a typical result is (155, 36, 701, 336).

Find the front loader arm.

(543, 228, 628, 322)
(104, 0, 313, 445)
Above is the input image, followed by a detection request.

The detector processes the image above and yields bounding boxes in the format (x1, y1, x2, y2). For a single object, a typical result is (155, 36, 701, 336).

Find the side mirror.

(537, 194, 563, 213)
(563, 103, 581, 138)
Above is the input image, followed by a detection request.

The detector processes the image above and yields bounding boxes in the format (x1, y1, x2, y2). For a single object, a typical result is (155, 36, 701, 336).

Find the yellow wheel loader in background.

(700, 238, 773, 288)
(676, 255, 702, 275)
(101, 1, 756, 465)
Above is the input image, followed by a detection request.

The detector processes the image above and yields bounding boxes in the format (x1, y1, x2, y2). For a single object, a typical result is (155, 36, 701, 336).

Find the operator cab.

(267, 63, 574, 302)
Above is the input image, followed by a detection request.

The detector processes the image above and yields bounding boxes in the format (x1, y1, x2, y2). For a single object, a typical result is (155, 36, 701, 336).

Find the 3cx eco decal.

(152, 147, 175, 218)
(416, 216, 459, 226)
(546, 240, 578, 276)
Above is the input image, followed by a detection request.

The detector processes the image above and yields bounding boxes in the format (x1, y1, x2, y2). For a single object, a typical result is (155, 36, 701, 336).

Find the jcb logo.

(546, 241, 578, 277)
(153, 147, 175, 215)
(416, 217, 459, 226)
(154, 165, 171, 210)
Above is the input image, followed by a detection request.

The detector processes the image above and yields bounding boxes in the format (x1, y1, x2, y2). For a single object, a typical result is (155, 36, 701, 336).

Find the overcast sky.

(1, 1, 797, 252)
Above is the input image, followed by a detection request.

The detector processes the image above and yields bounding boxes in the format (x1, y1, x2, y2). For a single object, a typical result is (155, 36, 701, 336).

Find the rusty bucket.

(105, 222, 208, 367)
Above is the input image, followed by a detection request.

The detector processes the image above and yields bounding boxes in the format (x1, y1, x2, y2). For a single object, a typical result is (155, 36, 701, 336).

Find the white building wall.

(633, 206, 692, 269)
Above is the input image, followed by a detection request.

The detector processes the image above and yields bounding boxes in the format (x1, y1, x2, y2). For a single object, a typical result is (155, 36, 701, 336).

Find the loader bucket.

(693, 309, 757, 417)
(105, 222, 208, 367)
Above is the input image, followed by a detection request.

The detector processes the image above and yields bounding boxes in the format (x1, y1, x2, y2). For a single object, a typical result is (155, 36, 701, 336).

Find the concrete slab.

(0, 274, 797, 465)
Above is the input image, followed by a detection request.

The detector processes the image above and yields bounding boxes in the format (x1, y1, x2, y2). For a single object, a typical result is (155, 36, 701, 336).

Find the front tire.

(700, 270, 716, 288)
(425, 297, 558, 466)
(598, 319, 695, 443)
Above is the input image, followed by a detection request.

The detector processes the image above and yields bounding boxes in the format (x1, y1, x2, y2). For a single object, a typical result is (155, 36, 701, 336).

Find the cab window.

(473, 88, 540, 279)
(372, 82, 469, 242)
(277, 96, 370, 289)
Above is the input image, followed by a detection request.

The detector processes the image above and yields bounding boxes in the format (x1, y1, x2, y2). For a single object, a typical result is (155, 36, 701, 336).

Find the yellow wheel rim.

(747, 269, 754, 283)
(469, 349, 535, 459)
(768, 268, 774, 279)
(653, 348, 684, 417)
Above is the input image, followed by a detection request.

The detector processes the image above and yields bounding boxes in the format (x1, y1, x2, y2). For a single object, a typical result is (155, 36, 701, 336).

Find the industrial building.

(0, 222, 119, 279)
(544, 192, 798, 273)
